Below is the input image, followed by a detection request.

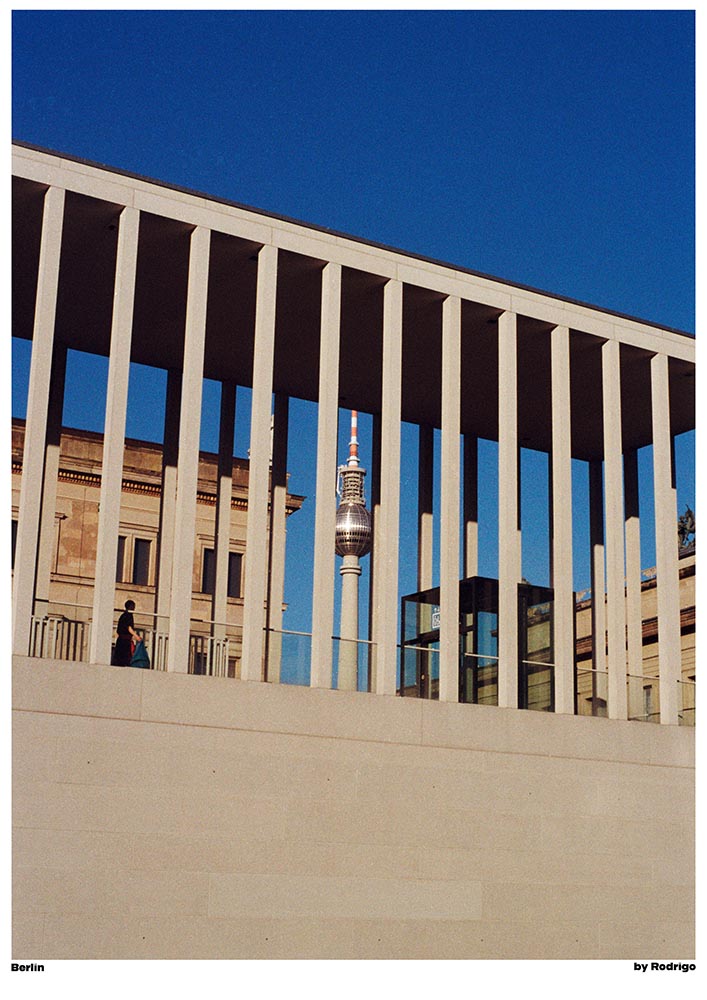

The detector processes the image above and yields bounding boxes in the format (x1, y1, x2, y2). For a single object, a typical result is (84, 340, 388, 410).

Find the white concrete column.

(550, 325, 575, 714)
(602, 339, 627, 719)
(241, 244, 278, 681)
(212, 381, 236, 645)
(156, 369, 181, 634)
(34, 341, 67, 616)
(624, 449, 643, 680)
(266, 392, 289, 683)
(166, 226, 210, 673)
(589, 460, 607, 678)
(651, 353, 681, 725)
(310, 263, 341, 689)
(374, 279, 403, 696)
(439, 295, 461, 703)
(497, 311, 521, 708)
(89, 206, 140, 665)
(417, 424, 434, 592)
(367, 412, 382, 692)
(463, 435, 479, 578)
(13, 186, 65, 655)
(462, 433, 478, 683)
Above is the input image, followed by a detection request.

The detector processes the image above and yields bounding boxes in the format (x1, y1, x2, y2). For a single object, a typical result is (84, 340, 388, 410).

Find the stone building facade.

(11, 418, 303, 674)
(575, 548, 695, 722)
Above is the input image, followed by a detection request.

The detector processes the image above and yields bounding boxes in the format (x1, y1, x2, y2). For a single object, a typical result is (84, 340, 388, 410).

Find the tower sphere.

(335, 503, 372, 557)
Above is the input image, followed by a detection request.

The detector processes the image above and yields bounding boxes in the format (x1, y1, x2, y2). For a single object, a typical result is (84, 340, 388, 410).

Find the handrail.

(264, 626, 312, 638)
(32, 605, 246, 632)
(264, 627, 377, 646)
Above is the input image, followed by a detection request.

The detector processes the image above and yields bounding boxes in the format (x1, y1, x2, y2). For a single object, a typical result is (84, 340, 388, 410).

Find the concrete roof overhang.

(12, 160, 695, 463)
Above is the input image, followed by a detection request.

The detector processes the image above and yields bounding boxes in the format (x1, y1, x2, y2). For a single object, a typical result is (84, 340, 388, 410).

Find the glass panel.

(459, 577, 499, 705)
(399, 642, 439, 699)
(522, 660, 554, 712)
(275, 629, 312, 687)
(477, 609, 498, 660)
(332, 637, 375, 693)
(402, 592, 439, 644)
(427, 641, 440, 700)
(627, 674, 660, 723)
(400, 587, 441, 698)
(461, 653, 498, 706)
(575, 668, 608, 717)
(526, 601, 552, 664)
(679, 680, 695, 726)
(519, 586, 554, 712)
(400, 638, 420, 697)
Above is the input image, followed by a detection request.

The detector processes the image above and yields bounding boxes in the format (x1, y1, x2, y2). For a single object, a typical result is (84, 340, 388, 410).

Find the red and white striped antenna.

(347, 410, 359, 467)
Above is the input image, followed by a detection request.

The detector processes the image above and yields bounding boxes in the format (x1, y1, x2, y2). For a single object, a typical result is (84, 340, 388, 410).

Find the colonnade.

(12, 161, 691, 724)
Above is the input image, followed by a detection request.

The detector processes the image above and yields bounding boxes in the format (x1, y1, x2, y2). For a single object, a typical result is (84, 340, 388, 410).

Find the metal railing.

(138, 629, 169, 670)
(19, 613, 698, 729)
(29, 614, 91, 662)
(188, 634, 232, 676)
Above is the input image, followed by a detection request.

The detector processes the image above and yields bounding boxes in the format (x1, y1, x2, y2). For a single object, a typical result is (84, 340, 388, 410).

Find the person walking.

(112, 599, 140, 666)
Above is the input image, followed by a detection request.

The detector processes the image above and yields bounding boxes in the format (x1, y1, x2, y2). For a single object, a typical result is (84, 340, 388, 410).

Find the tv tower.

(335, 411, 372, 690)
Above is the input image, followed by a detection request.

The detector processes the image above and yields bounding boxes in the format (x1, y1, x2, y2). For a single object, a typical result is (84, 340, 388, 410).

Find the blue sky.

(12, 9, 695, 642)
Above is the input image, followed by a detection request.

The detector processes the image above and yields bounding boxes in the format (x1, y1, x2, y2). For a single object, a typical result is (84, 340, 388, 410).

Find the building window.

(202, 548, 216, 595)
(116, 535, 126, 583)
(132, 538, 151, 586)
(202, 549, 243, 598)
(228, 552, 243, 599)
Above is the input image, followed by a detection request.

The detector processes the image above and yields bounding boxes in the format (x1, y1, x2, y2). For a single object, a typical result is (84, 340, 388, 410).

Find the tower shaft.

(335, 410, 372, 692)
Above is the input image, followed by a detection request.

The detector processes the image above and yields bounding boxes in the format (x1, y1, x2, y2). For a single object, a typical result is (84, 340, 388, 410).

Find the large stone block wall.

(12, 657, 694, 960)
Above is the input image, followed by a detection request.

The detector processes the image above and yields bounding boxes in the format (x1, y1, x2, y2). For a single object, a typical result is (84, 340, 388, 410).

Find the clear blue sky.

(12, 9, 695, 643)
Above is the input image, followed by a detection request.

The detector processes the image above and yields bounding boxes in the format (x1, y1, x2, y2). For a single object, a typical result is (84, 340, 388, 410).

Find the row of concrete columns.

(12, 185, 685, 722)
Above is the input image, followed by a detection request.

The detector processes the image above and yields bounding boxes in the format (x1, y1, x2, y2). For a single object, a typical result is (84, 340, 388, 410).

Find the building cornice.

(11, 461, 303, 515)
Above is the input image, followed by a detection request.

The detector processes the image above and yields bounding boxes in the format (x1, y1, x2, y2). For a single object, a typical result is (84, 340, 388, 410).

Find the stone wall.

(12, 657, 694, 960)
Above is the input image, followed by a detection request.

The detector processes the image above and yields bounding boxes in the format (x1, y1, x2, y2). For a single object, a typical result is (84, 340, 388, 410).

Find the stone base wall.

(12, 657, 694, 960)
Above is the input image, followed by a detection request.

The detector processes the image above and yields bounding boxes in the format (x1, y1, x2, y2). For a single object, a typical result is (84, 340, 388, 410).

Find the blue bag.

(130, 639, 151, 669)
